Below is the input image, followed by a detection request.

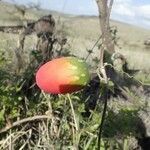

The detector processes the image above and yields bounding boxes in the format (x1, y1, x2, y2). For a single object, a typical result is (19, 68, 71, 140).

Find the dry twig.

(0, 115, 51, 134)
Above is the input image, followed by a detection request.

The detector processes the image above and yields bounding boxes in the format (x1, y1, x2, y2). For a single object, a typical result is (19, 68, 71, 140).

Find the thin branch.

(108, 0, 114, 17)
(107, 0, 114, 24)
(85, 34, 102, 61)
(97, 85, 108, 150)
(95, 1, 114, 149)
(0, 115, 51, 134)
(96, 0, 115, 54)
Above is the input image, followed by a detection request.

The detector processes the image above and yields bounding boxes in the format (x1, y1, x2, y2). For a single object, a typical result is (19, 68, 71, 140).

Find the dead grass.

(0, 1, 150, 77)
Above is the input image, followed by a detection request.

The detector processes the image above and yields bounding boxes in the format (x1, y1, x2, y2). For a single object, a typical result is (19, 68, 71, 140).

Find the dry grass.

(0, 2, 150, 86)
(0, 2, 150, 72)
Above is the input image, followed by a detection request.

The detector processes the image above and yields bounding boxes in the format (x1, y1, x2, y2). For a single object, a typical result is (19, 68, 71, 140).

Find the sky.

(4, 0, 150, 29)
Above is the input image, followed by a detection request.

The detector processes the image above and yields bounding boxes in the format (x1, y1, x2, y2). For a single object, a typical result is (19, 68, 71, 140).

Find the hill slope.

(0, 1, 150, 71)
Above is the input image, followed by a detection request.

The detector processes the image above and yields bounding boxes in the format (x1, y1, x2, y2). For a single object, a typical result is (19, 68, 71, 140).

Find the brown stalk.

(95, 1, 114, 150)
(0, 115, 51, 134)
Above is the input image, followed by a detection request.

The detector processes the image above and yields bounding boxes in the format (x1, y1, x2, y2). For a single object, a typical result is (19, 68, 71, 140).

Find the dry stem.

(0, 115, 51, 134)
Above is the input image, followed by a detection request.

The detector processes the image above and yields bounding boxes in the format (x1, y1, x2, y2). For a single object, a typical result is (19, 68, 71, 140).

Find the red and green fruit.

(36, 57, 90, 94)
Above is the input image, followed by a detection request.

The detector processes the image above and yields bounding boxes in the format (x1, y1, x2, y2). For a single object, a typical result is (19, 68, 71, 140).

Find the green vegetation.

(0, 1, 150, 149)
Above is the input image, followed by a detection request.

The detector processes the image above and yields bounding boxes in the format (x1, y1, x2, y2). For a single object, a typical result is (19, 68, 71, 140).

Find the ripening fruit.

(36, 57, 90, 94)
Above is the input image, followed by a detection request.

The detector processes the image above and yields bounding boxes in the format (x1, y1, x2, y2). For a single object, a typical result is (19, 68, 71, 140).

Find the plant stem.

(67, 94, 78, 131)
(97, 85, 108, 150)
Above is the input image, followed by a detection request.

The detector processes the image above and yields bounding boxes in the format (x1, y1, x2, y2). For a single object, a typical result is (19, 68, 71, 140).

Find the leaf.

(0, 109, 5, 122)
